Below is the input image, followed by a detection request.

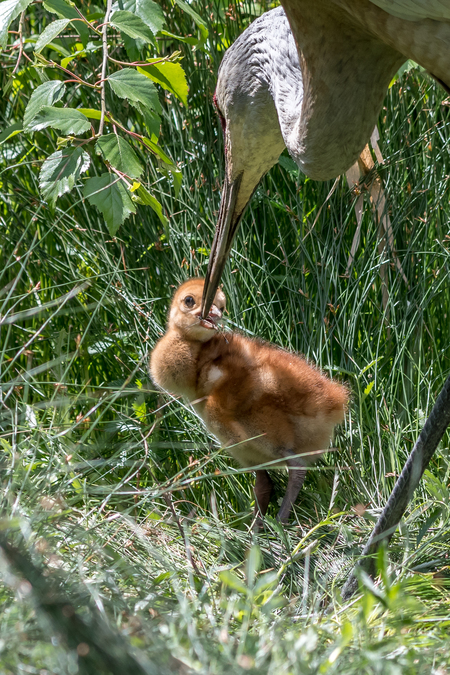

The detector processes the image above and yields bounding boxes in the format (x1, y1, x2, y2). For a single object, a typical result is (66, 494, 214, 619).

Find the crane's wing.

(370, 0, 450, 21)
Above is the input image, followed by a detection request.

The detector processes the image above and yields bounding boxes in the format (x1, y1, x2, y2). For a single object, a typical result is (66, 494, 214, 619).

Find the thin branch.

(99, 0, 113, 136)
(37, 55, 96, 88)
(108, 55, 171, 67)
(11, 11, 25, 76)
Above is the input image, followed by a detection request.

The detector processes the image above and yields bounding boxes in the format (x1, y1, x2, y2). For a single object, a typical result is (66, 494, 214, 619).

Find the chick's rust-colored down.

(150, 279, 348, 523)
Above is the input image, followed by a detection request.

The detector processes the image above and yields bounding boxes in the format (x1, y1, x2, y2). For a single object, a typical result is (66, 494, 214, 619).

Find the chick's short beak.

(198, 303, 222, 330)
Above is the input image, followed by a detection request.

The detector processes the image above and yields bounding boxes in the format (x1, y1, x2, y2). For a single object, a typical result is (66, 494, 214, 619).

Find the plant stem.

(12, 11, 25, 76)
(99, 0, 113, 136)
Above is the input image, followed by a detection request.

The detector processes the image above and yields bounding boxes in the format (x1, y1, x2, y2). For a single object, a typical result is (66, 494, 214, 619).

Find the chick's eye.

(184, 296, 195, 308)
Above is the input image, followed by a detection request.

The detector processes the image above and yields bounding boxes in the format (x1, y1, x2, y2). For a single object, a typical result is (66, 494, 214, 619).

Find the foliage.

(0, 0, 198, 233)
(1, 0, 450, 673)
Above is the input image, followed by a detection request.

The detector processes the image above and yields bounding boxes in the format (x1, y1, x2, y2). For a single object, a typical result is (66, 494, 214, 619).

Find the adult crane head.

(201, 0, 450, 319)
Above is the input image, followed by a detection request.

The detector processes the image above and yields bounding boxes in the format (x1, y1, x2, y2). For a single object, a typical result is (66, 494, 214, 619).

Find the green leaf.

(23, 81, 66, 129)
(0, 0, 33, 48)
(246, 545, 261, 588)
(77, 108, 110, 122)
(121, 30, 142, 61)
(96, 134, 143, 179)
(0, 122, 22, 144)
(84, 173, 136, 235)
(362, 380, 375, 400)
(142, 136, 175, 166)
(171, 168, 182, 198)
(158, 161, 182, 197)
(172, 0, 207, 40)
(60, 41, 98, 68)
(389, 59, 420, 88)
(112, 0, 164, 33)
(219, 570, 248, 595)
(133, 183, 168, 225)
(141, 108, 160, 141)
(43, 0, 89, 44)
(31, 36, 70, 57)
(110, 10, 154, 43)
(35, 18, 70, 53)
(28, 106, 91, 135)
(108, 68, 161, 113)
(137, 62, 188, 106)
(278, 154, 298, 174)
(39, 147, 90, 207)
(160, 30, 198, 46)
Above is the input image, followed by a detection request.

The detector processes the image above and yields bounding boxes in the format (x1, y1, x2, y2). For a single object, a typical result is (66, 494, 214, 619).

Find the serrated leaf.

(172, 0, 207, 39)
(134, 183, 168, 225)
(35, 18, 70, 53)
(23, 81, 66, 129)
(111, 0, 164, 33)
(96, 134, 143, 179)
(39, 147, 90, 207)
(0, 122, 22, 144)
(110, 10, 154, 43)
(137, 62, 188, 106)
(0, 0, 33, 48)
(84, 173, 136, 235)
(43, 0, 89, 44)
(108, 68, 161, 113)
(28, 106, 91, 135)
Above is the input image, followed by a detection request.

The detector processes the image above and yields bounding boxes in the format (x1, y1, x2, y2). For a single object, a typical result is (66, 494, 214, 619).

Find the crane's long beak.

(201, 172, 244, 319)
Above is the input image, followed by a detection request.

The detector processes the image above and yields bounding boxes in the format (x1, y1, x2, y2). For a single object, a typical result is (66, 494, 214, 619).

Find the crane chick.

(150, 279, 348, 523)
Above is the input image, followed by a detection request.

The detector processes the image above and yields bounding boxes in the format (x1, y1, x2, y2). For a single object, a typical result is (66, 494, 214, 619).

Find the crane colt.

(150, 279, 348, 524)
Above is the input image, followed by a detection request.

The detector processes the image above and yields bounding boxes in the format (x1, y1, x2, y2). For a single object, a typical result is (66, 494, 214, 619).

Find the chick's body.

(150, 279, 348, 522)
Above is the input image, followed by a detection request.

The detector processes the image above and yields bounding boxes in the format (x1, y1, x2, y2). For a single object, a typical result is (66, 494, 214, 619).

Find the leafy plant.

(0, 0, 208, 234)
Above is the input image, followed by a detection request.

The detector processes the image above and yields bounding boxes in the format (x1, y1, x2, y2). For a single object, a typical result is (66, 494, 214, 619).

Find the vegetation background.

(1, 0, 450, 672)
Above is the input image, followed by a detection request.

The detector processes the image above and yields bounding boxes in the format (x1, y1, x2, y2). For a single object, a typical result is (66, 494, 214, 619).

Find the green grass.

(1, 0, 450, 672)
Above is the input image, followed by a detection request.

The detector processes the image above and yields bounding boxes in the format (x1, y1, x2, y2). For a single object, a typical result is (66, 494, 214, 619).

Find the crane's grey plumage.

(201, 0, 450, 317)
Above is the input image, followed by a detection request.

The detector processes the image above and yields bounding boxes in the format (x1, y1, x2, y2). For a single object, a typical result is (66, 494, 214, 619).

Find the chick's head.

(168, 279, 226, 342)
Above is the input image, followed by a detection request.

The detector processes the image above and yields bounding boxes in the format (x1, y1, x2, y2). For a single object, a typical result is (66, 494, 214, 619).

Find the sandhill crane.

(150, 279, 348, 524)
(201, 0, 450, 316)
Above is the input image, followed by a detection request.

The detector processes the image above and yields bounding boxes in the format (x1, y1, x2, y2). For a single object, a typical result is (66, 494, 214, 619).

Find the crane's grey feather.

(369, 0, 450, 21)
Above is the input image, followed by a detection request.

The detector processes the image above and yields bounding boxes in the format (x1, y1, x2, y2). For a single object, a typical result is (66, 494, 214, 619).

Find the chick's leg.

(277, 459, 307, 523)
(254, 470, 274, 518)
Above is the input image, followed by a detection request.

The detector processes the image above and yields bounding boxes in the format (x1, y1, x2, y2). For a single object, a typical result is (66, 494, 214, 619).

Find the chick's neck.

(158, 327, 204, 399)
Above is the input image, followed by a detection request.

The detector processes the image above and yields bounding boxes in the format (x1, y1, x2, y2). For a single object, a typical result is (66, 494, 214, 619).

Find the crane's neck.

(279, 0, 405, 179)
(218, 6, 404, 183)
